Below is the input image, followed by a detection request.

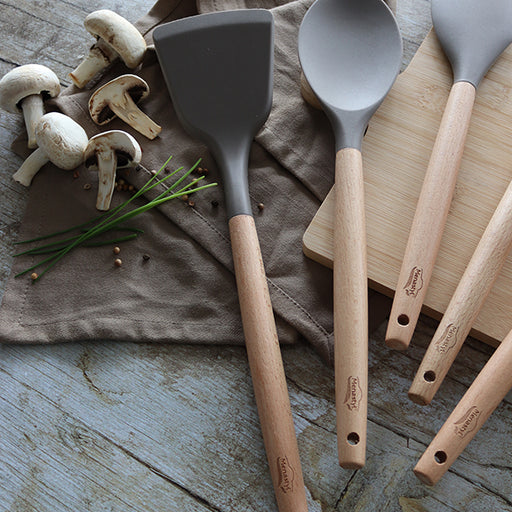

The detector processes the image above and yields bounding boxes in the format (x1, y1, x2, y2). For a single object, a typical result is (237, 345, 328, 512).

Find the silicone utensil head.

(432, 0, 512, 88)
(298, 0, 402, 150)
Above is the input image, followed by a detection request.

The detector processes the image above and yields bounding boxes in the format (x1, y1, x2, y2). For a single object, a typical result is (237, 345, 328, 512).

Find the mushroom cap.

(88, 74, 150, 125)
(0, 64, 61, 113)
(35, 112, 88, 170)
(84, 10, 147, 69)
(84, 130, 142, 169)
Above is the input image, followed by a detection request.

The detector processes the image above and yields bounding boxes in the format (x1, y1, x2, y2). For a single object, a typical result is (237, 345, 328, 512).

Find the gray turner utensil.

(298, 0, 402, 469)
(386, 0, 512, 351)
(153, 10, 308, 512)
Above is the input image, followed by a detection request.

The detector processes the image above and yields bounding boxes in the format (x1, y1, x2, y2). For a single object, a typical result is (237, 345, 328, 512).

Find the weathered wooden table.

(1, 1, 511, 511)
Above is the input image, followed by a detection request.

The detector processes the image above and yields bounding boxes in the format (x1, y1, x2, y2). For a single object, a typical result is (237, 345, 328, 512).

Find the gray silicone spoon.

(298, 0, 402, 469)
(386, 0, 512, 351)
(153, 10, 307, 512)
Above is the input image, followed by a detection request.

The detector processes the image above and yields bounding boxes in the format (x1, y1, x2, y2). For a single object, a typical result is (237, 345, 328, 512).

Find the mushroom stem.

(12, 148, 50, 186)
(95, 147, 118, 210)
(21, 94, 45, 148)
(69, 40, 118, 88)
(110, 91, 162, 140)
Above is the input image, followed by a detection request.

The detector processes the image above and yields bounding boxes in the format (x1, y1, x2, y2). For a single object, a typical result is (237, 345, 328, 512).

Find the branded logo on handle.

(344, 376, 363, 411)
(435, 323, 458, 353)
(404, 266, 424, 297)
(454, 406, 480, 438)
(277, 456, 295, 493)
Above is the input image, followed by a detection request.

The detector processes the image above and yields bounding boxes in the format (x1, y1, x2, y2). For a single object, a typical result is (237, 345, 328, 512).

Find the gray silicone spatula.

(298, 0, 402, 469)
(386, 0, 512, 351)
(153, 10, 308, 512)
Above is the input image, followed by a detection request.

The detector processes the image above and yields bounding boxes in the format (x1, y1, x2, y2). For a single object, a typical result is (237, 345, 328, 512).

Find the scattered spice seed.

(128, 185, 134, 192)
(201, 167, 209, 175)
(211, 199, 219, 208)
(151, 170, 158, 176)
(114, 258, 122, 267)
(118, 179, 125, 186)
(187, 199, 195, 207)
(73, 170, 80, 179)
(164, 167, 171, 174)
(30, 272, 38, 281)
(113, 246, 121, 255)
(142, 254, 150, 262)
(181, 194, 189, 202)
(123, 184, 129, 191)
(257, 202, 265, 211)
(83, 183, 92, 190)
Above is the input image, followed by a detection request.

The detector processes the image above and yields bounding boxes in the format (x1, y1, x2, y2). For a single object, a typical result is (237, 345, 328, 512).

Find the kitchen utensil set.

(153, 0, 512, 506)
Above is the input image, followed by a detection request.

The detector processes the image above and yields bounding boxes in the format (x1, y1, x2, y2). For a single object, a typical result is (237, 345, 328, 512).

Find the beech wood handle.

(414, 327, 512, 486)
(409, 179, 512, 405)
(386, 81, 477, 350)
(229, 214, 307, 512)
(333, 148, 368, 469)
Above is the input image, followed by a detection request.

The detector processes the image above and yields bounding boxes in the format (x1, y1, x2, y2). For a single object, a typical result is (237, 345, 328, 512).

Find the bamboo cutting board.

(303, 30, 512, 347)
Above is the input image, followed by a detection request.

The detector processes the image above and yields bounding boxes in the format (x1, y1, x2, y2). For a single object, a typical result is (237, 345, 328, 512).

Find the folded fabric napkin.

(0, 0, 391, 365)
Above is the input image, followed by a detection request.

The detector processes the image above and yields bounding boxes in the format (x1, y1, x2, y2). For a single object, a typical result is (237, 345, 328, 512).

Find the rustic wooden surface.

(0, 1, 511, 511)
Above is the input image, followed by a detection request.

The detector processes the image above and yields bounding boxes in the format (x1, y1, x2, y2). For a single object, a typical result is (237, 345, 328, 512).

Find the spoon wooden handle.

(229, 214, 308, 512)
(414, 327, 512, 486)
(385, 81, 476, 350)
(409, 179, 512, 405)
(334, 148, 368, 469)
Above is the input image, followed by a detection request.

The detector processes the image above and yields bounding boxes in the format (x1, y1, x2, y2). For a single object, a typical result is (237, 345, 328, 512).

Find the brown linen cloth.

(0, 0, 391, 365)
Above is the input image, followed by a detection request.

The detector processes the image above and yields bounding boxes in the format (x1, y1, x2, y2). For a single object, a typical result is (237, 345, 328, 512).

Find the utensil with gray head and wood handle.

(299, 0, 402, 469)
(385, 0, 512, 351)
(153, 10, 307, 512)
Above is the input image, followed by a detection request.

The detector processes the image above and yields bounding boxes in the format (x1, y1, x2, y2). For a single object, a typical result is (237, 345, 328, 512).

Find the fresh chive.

(15, 157, 217, 282)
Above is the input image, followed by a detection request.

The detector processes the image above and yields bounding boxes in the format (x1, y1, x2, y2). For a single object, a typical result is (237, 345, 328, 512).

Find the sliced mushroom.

(88, 74, 161, 140)
(84, 130, 142, 211)
(69, 10, 147, 88)
(0, 64, 61, 148)
(12, 112, 88, 186)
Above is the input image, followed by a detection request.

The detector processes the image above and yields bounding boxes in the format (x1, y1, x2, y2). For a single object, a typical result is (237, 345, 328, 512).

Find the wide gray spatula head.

(153, 10, 274, 219)
(432, 0, 512, 87)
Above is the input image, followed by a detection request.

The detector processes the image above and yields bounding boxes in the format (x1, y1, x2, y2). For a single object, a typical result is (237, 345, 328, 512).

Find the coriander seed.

(113, 246, 121, 255)
(114, 258, 122, 267)
(30, 272, 38, 281)
(257, 202, 265, 211)
(83, 183, 92, 190)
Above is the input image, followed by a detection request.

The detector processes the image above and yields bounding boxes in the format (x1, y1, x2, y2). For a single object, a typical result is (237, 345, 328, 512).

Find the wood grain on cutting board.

(303, 29, 512, 347)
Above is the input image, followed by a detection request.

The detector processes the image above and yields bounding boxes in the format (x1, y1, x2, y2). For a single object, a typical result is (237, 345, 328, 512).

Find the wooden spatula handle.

(334, 148, 368, 469)
(229, 214, 307, 512)
(409, 179, 512, 405)
(386, 81, 476, 350)
(414, 327, 512, 486)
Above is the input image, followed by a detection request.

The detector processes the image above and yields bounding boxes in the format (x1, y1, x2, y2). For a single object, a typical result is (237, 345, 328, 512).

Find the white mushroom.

(69, 10, 147, 88)
(0, 64, 61, 148)
(84, 130, 142, 211)
(12, 112, 88, 186)
(88, 74, 161, 139)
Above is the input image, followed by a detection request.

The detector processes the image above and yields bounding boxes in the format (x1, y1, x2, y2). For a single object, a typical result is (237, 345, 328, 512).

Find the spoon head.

(432, 0, 512, 87)
(298, 0, 402, 149)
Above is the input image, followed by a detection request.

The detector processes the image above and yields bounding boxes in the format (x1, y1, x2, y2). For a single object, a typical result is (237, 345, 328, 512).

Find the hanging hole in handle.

(397, 314, 410, 326)
(423, 371, 436, 383)
(347, 432, 360, 445)
(434, 451, 447, 464)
